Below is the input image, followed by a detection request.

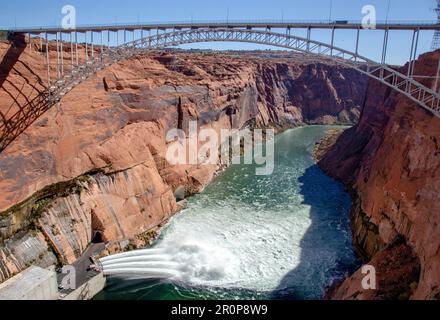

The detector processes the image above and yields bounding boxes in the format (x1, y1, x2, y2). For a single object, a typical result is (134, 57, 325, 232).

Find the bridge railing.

(4, 19, 440, 33)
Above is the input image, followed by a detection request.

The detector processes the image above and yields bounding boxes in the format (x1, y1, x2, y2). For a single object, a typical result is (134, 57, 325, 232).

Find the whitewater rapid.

(98, 126, 358, 300)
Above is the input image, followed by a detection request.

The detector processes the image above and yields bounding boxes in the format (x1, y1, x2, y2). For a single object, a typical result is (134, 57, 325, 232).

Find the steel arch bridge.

(124, 28, 440, 114)
(2, 22, 440, 153)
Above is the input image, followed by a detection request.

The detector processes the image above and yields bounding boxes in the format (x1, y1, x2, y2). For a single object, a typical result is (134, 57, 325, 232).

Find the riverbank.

(312, 127, 347, 162)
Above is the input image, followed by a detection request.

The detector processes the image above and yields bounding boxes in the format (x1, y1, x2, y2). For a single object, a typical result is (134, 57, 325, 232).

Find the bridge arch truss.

(118, 28, 440, 117)
(2, 23, 440, 153)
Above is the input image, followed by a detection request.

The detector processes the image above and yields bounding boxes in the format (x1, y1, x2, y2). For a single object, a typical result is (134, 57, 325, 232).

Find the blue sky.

(0, 0, 438, 65)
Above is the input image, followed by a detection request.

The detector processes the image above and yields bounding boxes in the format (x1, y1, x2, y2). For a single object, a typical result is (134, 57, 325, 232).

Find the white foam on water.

(101, 203, 313, 292)
(152, 203, 313, 291)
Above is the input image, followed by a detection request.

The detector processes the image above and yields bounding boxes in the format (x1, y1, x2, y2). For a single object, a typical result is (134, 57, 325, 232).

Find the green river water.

(95, 125, 359, 300)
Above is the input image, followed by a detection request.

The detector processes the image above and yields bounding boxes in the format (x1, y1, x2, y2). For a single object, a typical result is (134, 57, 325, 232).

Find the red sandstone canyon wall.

(319, 51, 440, 300)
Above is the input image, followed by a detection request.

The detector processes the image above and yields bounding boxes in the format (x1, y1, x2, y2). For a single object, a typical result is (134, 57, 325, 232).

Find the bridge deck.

(6, 20, 440, 34)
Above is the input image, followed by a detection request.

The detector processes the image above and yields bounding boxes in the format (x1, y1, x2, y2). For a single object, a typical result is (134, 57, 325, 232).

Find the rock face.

(319, 50, 440, 300)
(0, 38, 368, 282)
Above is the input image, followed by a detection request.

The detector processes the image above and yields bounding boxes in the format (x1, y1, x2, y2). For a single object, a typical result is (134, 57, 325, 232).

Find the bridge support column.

(407, 31, 415, 80)
(101, 30, 104, 61)
(86, 32, 90, 62)
(45, 33, 50, 90)
(70, 32, 74, 72)
(40, 33, 43, 54)
(355, 28, 360, 62)
(91, 31, 94, 59)
(380, 29, 389, 78)
(55, 32, 60, 80)
(306, 27, 311, 52)
(411, 29, 420, 78)
(75, 32, 79, 66)
(330, 27, 335, 56)
(60, 32, 64, 76)
(408, 30, 420, 77)
(407, 29, 420, 92)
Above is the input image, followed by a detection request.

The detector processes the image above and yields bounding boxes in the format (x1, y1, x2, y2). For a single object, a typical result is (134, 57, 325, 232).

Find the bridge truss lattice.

(2, 21, 440, 153)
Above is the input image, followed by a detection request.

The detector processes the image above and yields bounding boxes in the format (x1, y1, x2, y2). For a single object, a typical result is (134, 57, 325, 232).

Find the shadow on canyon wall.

(0, 35, 49, 153)
(271, 164, 360, 300)
(0, 34, 26, 89)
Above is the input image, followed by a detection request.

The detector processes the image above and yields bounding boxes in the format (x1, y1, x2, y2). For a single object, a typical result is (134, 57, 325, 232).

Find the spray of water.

(100, 239, 240, 285)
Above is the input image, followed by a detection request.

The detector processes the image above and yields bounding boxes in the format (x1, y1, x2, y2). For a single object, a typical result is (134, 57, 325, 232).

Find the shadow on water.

(271, 164, 360, 300)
